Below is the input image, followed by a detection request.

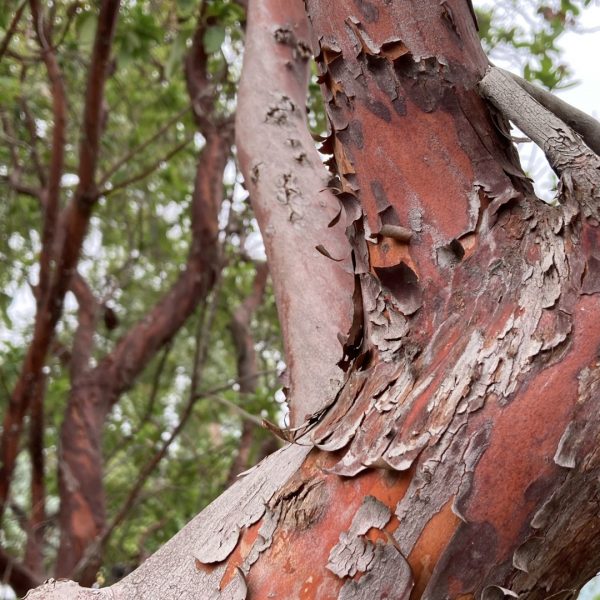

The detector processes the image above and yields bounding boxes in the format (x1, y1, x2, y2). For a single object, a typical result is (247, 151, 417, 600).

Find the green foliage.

(0, 0, 282, 579)
(476, 0, 594, 89)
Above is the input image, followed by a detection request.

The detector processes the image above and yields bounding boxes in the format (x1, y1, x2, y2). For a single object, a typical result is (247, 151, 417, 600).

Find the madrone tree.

(17, 0, 600, 598)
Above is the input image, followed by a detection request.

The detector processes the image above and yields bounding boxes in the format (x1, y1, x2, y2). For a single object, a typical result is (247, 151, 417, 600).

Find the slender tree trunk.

(24, 0, 600, 598)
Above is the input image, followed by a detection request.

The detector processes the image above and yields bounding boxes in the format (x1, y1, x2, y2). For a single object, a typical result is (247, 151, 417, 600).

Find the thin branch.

(225, 261, 269, 486)
(20, 96, 48, 188)
(98, 102, 193, 187)
(76, 0, 120, 197)
(0, 174, 41, 199)
(208, 393, 264, 427)
(101, 135, 193, 196)
(25, 380, 46, 578)
(479, 67, 599, 175)
(502, 67, 600, 156)
(29, 0, 67, 303)
(72, 279, 223, 581)
(0, 0, 121, 519)
(0, 0, 27, 61)
(0, 546, 42, 599)
(0, 112, 42, 199)
(138, 342, 173, 427)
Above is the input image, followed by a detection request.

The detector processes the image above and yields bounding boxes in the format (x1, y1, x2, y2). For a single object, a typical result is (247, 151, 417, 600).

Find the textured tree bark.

(236, 0, 354, 425)
(24, 0, 600, 598)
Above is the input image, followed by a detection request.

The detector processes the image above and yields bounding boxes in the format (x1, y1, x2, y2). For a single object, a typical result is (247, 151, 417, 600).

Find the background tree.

(1, 0, 599, 598)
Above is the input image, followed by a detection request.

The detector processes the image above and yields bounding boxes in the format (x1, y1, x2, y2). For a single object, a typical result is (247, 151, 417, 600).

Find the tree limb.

(0, 545, 42, 599)
(101, 135, 193, 197)
(501, 67, 600, 157)
(236, 0, 354, 425)
(225, 261, 269, 486)
(98, 102, 193, 188)
(0, 0, 27, 61)
(69, 273, 100, 379)
(71, 279, 223, 582)
(479, 66, 600, 177)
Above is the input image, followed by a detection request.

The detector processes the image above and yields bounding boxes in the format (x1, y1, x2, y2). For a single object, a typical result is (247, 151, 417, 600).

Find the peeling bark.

(236, 0, 354, 424)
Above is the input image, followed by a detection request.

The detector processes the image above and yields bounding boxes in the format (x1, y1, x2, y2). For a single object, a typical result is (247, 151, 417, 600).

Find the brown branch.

(25, 380, 46, 579)
(101, 135, 193, 196)
(72, 280, 223, 581)
(0, 545, 42, 599)
(0, 0, 68, 520)
(29, 0, 67, 303)
(0, 0, 27, 61)
(76, 0, 120, 196)
(98, 134, 227, 399)
(0, 0, 121, 519)
(55, 12, 227, 578)
(69, 272, 100, 379)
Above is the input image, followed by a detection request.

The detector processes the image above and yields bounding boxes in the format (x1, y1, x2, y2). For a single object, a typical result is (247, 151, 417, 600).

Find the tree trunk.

(24, 0, 600, 599)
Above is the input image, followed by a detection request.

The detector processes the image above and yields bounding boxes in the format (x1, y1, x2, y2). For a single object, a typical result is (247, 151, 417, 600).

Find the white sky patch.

(60, 173, 79, 188)
(557, 6, 600, 119)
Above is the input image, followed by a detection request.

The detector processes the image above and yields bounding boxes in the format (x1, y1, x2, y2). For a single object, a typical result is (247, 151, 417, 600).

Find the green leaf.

(77, 11, 97, 49)
(166, 30, 189, 80)
(203, 26, 225, 54)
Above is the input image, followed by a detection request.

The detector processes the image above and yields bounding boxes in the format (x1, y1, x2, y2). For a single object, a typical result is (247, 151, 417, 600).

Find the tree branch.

(101, 135, 193, 197)
(501, 67, 600, 157)
(69, 272, 100, 379)
(54, 12, 228, 577)
(25, 380, 46, 578)
(76, 0, 120, 197)
(19, 96, 48, 188)
(72, 280, 223, 581)
(98, 102, 193, 188)
(0, 0, 121, 520)
(29, 0, 67, 303)
(236, 0, 354, 425)
(0, 545, 42, 599)
(225, 261, 269, 486)
(479, 67, 600, 177)
(0, 0, 27, 61)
